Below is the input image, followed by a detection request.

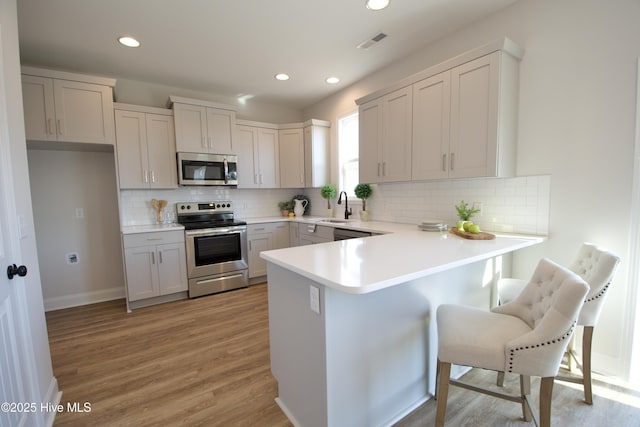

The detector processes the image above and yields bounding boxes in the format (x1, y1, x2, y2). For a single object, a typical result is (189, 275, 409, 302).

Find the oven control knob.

(186, 205, 191, 210)
(227, 203, 231, 207)
(180, 205, 185, 210)
(216, 204, 221, 208)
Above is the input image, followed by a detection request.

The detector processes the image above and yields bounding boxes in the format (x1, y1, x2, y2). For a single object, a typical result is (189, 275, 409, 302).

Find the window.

(338, 111, 359, 196)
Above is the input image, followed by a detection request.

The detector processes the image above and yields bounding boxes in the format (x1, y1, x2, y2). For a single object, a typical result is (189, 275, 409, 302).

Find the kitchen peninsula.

(261, 225, 543, 427)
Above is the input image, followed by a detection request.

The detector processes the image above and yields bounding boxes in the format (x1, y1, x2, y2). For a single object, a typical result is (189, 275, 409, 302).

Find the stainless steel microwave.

(177, 152, 238, 186)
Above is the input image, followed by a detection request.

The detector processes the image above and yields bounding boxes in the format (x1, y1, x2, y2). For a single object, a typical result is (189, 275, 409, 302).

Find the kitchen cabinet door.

(156, 242, 188, 295)
(449, 52, 500, 178)
(381, 86, 413, 182)
(173, 102, 235, 154)
(304, 121, 330, 188)
(289, 222, 300, 247)
(358, 100, 383, 183)
(21, 75, 56, 141)
(173, 103, 208, 152)
(206, 108, 235, 154)
(115, 110, 148, 188)
(248, 228, 273, 278)
(53, 79, 115, 145)
(279, 127, 305, 188)
(272, 222, 290, 249)
(123, 231, 187, 303)
(22, 74, 115, 144)
(256, 127, 280, 188)
(145, 113, 177, 188)
(412, 71, 451, 180)
(115, 108, 177, 189)
(359, 86, 412, 183)
(236, 124, 280, 188)
(235, 125, 260, 188)
(124, 246, 160, 301)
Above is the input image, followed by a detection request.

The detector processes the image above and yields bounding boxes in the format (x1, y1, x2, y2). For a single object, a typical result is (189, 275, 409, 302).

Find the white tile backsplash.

(119, 175, 550, 235)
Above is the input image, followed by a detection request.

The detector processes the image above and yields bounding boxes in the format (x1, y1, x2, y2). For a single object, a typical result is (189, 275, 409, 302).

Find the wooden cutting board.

(449, 227, 495, 240)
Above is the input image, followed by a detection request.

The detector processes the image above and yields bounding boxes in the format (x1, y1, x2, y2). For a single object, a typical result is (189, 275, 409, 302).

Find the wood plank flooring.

(46, 283, 640, 426)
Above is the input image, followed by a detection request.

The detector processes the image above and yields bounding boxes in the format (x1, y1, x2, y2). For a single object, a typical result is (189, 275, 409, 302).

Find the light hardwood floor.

(46, 283, 640, 426)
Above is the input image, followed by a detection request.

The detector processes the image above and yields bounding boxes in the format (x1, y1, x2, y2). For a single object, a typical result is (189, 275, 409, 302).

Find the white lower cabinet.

(298, 223, 333, 245)
(122, 230, 188, 303)
(248, 222, 290, 278)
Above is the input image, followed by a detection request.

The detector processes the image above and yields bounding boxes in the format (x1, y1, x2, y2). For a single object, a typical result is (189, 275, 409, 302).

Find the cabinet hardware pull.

(382, 162, 386, 176)
(158, 251, 163, 264)
(151, 252, 155, 264)
(143, 170, 149, 183)
(249, 241, 252, 251)
(47, 118, 54, 136)
(151, 171, 155, 183)
(450, 153, 455, 171)
(57, 119, 64, 136)
(442, 154, 447, 172)
(377, 163, 381, 177)
(253, 228, 265, 231)
(146, 237, 162, 241)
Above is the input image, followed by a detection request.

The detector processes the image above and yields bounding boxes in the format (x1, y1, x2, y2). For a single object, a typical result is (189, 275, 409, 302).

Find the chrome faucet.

(337, 191, 352, 220)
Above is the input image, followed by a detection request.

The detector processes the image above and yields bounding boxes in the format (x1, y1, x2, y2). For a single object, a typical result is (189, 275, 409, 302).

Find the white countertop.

(121, 223, 184, 234)
(261, 224, 544, 294)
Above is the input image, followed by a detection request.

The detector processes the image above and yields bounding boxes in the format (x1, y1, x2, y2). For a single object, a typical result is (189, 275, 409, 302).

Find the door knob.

(7, 264, 28, 280)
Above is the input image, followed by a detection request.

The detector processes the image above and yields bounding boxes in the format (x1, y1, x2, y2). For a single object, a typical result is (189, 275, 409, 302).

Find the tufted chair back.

(492, 258, 588, 377)
(569, 243, 620, 327)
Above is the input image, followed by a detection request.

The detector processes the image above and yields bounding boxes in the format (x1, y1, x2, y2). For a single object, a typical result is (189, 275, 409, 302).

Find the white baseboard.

(43, 287, 125, 311)
(43, 376, 62, 427)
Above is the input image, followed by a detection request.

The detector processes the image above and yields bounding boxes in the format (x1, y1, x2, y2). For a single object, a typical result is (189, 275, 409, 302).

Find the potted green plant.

(454, 200, 480, 231)
(320, 184, 337, 218)
(278, 200, 293, 217)
(354, 183, 373, 221)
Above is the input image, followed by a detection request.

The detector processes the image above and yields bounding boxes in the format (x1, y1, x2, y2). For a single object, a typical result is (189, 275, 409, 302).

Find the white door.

(0, 54, 38, 427)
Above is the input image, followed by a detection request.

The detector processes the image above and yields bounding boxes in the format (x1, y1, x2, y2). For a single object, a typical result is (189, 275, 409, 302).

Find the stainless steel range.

(176, 201, 248, 298)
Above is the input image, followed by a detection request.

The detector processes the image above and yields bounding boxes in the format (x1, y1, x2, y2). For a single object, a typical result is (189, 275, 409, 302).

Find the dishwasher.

(333, 228, 372, 241)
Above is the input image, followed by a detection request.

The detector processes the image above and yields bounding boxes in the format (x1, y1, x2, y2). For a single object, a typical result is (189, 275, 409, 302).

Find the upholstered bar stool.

(436, 258, 588, 427)
(496, 243, 620, 404)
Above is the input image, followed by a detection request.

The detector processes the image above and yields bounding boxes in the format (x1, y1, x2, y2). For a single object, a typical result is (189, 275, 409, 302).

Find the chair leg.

(539, 377, 554, 427)
(567, 334, 577, 371)
(496, 371, 505, 386)
(435, 360, 451, 427)
(520, 375, 532, 422)
(583, 326, 594, 405)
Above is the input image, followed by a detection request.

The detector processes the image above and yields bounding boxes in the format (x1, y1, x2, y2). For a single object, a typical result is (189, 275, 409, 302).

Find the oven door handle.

(185, 227, 245, 237)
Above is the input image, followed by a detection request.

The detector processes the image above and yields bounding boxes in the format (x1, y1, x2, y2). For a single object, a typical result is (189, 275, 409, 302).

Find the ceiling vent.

(356, 32, 388, 50)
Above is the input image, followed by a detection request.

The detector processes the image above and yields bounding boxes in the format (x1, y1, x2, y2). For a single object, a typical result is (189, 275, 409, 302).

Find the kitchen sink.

(323, 219, 351, 223)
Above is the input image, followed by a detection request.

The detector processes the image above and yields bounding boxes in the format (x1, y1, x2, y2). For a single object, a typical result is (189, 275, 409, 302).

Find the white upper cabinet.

(21, 67, 116, 145)
(358, 38, 522, 182)
(114, 104, 177, 189)
(411, 71, 451, 180)
(279, 127, 305, 188)
(304, 119, 330, 188)
(359, 86, 413, 183)
(235, 121, 280, 188)
(170, 96, 236, 154)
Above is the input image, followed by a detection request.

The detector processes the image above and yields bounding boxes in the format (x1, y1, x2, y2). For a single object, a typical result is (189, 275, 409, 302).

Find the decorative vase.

(360, 210, 369, 221)
(325, 208, 333, 218)
(293, 199, 308, 217)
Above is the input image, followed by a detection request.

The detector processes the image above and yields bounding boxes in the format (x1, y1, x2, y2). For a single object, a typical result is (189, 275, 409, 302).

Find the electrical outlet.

(309, 285, 320, 314)
(75, 208, 84, 219)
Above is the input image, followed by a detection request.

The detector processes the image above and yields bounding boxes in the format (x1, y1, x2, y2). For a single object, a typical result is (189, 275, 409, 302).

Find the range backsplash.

(120, 175, 550, 236)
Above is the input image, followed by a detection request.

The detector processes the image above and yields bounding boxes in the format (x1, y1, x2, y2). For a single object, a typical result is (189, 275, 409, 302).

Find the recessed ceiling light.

(365, 0, 390, 11)
(118, 36, 140, 48)
(325, 77, 340, 84)
(275, 73, 290, 81)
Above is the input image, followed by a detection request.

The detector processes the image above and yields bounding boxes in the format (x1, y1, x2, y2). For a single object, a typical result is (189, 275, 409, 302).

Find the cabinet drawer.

(123, 230, 184, 248)
(298, 224, 333, 241)
(247, 223, 273, 234)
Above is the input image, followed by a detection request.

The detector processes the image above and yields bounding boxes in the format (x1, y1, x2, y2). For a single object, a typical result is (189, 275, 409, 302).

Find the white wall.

(27, 146, 125, 310)
(303, 0, 640, 378)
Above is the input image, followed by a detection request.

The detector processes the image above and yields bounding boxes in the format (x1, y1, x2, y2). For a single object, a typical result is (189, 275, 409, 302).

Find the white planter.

(325, 208, 334, 218)
(360, 210, 370, 221)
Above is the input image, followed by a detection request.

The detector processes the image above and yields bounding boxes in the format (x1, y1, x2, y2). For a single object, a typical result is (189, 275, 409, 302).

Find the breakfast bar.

(261, 226, 543, 427)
